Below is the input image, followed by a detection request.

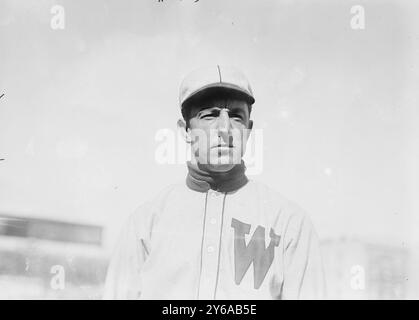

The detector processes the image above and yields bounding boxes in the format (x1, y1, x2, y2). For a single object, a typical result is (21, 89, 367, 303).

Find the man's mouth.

(212, 136, 234, 149)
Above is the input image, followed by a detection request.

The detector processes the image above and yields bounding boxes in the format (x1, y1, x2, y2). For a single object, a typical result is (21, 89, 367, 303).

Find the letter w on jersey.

(231, 218, 281, 289)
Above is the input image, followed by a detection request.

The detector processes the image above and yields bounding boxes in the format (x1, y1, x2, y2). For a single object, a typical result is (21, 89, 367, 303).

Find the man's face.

(186, 96, 253, 172)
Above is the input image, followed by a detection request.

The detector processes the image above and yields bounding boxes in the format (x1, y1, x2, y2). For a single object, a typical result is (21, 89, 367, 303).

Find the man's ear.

(177, 118, 191, 143)
(248, 120, 254, 131)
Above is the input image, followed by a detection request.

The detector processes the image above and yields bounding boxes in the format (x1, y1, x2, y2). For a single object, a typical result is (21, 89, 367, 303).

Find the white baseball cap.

(179, 65, 255, 109)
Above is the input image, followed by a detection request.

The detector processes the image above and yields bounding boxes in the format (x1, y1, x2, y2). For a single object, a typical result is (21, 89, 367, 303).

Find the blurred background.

(0, 0, 418, 299)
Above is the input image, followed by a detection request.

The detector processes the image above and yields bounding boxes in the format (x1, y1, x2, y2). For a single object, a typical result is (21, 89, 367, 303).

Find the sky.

(0, 0, 418, 250)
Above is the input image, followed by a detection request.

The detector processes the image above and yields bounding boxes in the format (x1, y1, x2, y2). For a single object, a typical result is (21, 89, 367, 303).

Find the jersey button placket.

(198, 190, 224, 300)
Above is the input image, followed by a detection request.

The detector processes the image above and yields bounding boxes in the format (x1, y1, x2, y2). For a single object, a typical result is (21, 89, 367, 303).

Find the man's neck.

(185, 160, 249, 193)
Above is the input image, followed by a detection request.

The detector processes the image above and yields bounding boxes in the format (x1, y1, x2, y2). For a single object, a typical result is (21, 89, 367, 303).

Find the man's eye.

(201, 114, 215, 119)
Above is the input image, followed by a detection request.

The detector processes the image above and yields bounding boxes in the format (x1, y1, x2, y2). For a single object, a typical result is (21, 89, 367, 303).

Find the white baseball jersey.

(103, 179, 326, 299)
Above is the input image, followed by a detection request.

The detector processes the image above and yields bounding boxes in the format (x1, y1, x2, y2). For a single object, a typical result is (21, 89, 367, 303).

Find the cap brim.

(181, 83, 255, 108)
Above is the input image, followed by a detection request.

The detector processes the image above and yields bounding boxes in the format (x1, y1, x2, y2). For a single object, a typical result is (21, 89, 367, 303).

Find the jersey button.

(210, 218, 217, 225)
(207, 246, 215, 253)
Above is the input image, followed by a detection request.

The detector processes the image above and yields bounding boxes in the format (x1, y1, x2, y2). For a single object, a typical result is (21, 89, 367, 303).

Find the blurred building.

(0, 214, 108, 299)
(0, 214, 415, 299)
(322, 238, 411, 299)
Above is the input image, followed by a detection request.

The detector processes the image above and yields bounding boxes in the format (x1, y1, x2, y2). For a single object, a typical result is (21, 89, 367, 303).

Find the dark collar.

(186, 160, 249, 193)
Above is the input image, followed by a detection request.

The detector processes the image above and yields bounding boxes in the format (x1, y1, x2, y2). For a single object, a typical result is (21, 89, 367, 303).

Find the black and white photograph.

(0, 0, 418, 301)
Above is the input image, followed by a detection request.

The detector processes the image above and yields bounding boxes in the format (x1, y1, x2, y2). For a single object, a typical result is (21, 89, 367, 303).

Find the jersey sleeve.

(102, 203, 153, 300)
(281, 210, 326, 300)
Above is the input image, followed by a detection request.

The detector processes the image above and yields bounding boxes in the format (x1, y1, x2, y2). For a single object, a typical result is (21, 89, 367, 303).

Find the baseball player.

(103, 66, 326, 300)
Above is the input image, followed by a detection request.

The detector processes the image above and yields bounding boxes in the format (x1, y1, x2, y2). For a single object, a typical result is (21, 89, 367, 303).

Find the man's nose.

(217, 109, 231, 141)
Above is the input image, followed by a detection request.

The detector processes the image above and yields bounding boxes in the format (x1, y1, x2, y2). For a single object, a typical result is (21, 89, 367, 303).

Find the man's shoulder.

(246, 179, 309, 222)
(149, 181, 187, 202)
(246, 180, 318, 239)
(246, 179, 304, 209)
(134, 181, 185, 209)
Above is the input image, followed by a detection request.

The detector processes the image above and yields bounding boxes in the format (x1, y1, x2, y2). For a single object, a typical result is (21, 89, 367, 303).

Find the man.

(103, 65, 325, 299)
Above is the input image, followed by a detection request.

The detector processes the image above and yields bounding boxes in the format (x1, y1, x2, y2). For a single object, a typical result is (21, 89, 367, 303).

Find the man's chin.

(207, 163, 236, 173)
(206, 156, 240, 172)
(194, 153, 242, 172)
